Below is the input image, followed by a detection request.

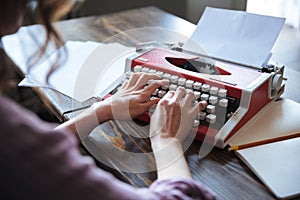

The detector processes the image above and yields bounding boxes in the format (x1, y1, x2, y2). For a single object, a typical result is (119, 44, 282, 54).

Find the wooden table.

(12, 6, 300, 200)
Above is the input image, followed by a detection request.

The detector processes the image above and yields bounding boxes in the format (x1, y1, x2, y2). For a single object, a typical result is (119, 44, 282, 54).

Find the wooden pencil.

(228, 132, 300, 151)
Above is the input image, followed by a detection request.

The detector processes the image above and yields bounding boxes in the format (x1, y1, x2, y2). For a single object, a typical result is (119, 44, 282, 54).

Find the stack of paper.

(19, 41, 134, 102)
(2, 29, 134, 102)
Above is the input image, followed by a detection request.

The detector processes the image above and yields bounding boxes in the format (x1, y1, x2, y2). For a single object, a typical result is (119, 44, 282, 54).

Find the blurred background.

(70, 0, 299, 30)
(70, 0, 247, 24)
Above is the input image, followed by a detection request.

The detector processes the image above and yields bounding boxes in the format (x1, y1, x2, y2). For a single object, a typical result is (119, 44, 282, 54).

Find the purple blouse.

(0, 95, 215, 200)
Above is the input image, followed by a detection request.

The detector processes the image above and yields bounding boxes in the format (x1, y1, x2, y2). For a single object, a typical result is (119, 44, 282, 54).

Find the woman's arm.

(55, 100, 112, 140)
(150, 87, 207, 179)
(151, 137, 192, 179)
(56, 72, 169, 140)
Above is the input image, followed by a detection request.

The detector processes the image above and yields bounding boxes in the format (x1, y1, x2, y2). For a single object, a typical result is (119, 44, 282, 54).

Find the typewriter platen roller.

(122, 45, 286, 148)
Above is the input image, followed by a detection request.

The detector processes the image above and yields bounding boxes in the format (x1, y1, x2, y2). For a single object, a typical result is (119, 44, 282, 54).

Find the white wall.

(247, 0, 300, 29)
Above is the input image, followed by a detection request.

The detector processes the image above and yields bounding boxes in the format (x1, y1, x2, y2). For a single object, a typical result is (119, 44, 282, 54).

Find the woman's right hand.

(149, 87, 207, 143)
(149, 87, 207, 179)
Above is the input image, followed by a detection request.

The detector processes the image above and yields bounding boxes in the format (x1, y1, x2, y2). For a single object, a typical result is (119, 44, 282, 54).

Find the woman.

(0, 0, 215, 199)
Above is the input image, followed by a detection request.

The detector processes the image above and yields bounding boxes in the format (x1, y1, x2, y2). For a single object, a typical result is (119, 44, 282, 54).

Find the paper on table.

(236, 138, 300, 199)
(185, 7, 285, 67)
(229, 98, 300, 199)
(2, 26, 56, 73)
(19, 41, 134, 102)
(19, 41, 98, 101)
(65, 42, 135, 101)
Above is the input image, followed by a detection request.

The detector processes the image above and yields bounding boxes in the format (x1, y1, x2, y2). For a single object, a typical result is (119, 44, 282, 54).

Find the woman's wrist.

(55, 101, 113, 140)
(92, 101, 113, 124)
(150, 135, 192, 179)
(150, 135, 182, 152)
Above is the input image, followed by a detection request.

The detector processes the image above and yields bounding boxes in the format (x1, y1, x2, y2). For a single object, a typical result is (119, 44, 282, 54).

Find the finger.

(126, 73, 142, 87)
(134, 73, 161, 89)
(120, 79, 129, 89)
(148, 103, 157, 115)
(173, 86, 186, 100)
(143, 97, 160, 109)
(198, 100, 208, 110)
(184, 89, 196, 105)
(147, 79, 169, 86)
(163, 90, 175, 100)
(142, 79, 169, 94)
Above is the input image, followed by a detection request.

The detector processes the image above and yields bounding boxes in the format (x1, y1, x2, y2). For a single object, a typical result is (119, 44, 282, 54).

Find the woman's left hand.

(99, 72, 169, 121)
(56, 72, 168, 140)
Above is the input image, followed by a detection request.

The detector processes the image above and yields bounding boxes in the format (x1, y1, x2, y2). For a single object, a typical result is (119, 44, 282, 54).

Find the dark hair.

(0, 0, 73, 92)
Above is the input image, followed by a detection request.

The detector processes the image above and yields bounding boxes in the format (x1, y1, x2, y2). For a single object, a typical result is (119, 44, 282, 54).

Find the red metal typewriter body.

(122, 47, 285, 148)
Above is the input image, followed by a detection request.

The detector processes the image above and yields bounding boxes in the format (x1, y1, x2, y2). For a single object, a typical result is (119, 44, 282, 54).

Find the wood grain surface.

(12, 6, 300, 200)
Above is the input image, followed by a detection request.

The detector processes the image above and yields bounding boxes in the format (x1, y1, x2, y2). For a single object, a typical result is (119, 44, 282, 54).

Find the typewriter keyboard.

(124, 65, 240, 131)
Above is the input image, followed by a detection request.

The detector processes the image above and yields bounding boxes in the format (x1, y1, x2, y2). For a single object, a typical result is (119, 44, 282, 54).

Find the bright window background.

(246, 0, 300, 29)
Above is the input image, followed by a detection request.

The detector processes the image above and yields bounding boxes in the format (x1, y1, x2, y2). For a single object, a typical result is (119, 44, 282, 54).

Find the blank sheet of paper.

(186, 7, 285, 67)
(19, 41, 134, 102)
(236, 137, 300, 199)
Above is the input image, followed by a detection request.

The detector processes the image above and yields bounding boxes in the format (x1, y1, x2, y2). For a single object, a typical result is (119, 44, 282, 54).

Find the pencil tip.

(228, 146, 238, 151)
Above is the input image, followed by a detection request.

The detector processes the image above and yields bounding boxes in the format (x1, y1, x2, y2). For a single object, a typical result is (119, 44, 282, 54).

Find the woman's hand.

(100, 72, 169, 121)
(150, 87, 207, 143)
(149, 87, 207, 179)
(57, 72, 168, 140)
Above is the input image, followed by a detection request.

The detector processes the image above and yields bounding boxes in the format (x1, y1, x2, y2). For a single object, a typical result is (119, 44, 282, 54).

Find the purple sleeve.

(0, 95, 215, 200)
(149, 177, 216, 200)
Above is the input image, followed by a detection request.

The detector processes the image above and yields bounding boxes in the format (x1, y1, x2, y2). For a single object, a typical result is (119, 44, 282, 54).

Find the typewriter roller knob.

(272, 74, 283, 91)
(270, 73, 283, 99)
